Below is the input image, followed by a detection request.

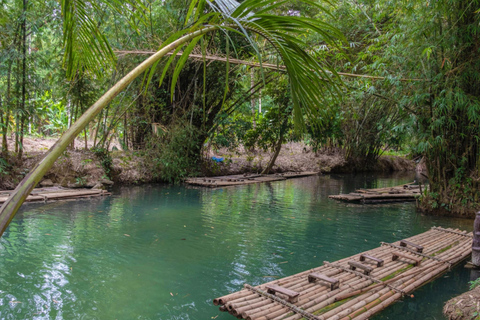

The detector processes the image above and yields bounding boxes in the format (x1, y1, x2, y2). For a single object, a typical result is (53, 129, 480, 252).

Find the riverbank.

(444, 284, 480, 319)
(0, 138, 415, 190)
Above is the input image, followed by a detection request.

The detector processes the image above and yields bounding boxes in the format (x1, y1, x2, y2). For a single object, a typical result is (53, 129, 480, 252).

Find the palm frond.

(215, 0, 345, 130)
(61, 0, 150, 79)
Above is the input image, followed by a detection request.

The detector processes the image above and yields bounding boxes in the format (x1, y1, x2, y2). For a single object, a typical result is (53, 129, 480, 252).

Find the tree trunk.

(251, 68, 256, 128)
(262, 136, 283, 174)
(123, 113, 128, 150)
(17, 116, 25, 160)
(262, 117, 289, 174)
(473, 212, 480, 267)
(84, 128, 88, 150)
(15, 115, 19, 153)
(0, 97, 6, 157)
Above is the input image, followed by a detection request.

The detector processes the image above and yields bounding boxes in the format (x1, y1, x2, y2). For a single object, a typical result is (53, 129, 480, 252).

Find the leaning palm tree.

(0, 0, 344, 237)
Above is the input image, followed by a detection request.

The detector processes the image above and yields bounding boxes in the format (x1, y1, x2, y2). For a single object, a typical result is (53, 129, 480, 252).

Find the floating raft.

(329, 183, 423, 203)
(214, 227, 472, 320)
(185, 172, 318, 188)
(0, 187, 111, 204)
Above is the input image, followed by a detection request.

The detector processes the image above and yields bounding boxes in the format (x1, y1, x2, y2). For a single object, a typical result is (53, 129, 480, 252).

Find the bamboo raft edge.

(213, 227, 472, 320)
(185, 172, 319, 188)
(0, 187, 111, 204)
(329, 183, 425, 203)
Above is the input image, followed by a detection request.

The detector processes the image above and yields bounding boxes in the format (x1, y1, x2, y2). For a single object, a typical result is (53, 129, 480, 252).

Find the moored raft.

(329, 183, 425, 203)
(0, 187, 111, 204)
(213, 227, 472, 320)
(185, 172, 318, 188)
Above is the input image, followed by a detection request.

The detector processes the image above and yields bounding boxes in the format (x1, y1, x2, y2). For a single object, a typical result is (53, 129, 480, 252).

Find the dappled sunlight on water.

(0, 173, 474, 319)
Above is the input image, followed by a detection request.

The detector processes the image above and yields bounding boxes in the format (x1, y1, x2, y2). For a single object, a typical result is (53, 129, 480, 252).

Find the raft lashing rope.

(213, 227, 472, 320)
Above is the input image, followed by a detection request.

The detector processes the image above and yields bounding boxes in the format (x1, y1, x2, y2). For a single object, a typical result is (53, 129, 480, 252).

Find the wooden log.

(473, 212, 480, 267)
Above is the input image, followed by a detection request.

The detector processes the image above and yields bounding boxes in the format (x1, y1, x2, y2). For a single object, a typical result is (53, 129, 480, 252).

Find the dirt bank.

(206, 142, 415, 175)
(444, 285, 480, 320)
(0, 138, 415, 190)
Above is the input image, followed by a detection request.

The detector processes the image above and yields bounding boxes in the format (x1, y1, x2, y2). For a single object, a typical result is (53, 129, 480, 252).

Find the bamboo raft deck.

(328, 183, 424, 203)
(0, 187, 111, 204)
(214, 227, 472, 320)
(185, 172, 318, 188)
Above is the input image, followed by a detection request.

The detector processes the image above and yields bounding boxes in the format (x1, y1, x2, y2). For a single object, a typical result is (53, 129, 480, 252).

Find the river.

(0, 173, 473, 319)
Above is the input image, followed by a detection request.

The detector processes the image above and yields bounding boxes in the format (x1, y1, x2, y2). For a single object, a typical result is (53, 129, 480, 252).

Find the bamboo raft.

(185, 172, 318, 188)
(328, 183, 424, 203)
(0, 187, 111, 204)
(214, 227, 472, 320)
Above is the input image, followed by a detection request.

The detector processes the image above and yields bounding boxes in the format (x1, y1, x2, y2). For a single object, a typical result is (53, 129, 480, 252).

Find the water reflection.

(0, 174, 474, 319)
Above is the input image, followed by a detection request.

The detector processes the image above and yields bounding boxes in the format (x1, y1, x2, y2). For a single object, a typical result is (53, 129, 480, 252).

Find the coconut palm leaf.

(61, 0, 150, 79)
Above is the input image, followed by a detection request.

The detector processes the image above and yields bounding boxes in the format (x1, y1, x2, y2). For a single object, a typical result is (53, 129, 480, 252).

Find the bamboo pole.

(114, 50, 427, 82)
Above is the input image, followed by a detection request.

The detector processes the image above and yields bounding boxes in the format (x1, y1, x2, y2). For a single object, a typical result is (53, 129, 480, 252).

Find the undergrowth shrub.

(147, 122, 201, 183)
(91, 147, 113, 179)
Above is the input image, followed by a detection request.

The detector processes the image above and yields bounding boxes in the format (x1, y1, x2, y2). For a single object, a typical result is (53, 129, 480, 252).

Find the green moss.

(380, 264, 414, 281)
(312, 298, 353, 316)
(431, 241, 458, 256)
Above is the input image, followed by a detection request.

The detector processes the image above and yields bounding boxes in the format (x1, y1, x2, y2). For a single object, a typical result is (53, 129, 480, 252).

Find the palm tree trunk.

(262, 135, 283, 174)
(0, 26, 217, 237)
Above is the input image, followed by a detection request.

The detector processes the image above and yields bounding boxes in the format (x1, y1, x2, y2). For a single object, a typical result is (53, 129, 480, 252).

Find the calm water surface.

(0, 173, 474, 320)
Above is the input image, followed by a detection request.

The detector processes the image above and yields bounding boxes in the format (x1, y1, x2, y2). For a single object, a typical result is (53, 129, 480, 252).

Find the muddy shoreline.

(0, 141, 415, 190)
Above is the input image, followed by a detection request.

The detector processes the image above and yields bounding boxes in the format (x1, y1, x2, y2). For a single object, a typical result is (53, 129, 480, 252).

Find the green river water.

(0, 174, 474, 320)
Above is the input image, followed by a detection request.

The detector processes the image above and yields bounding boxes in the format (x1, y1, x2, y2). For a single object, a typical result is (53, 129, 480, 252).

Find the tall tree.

(386, 0, 480, 216)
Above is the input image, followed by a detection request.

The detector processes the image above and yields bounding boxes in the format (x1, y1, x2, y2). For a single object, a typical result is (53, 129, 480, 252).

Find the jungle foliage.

(1, 0, 480, 217)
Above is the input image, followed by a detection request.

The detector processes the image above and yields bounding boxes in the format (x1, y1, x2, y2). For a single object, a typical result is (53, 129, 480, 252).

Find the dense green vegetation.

(1, 0, 479, 217)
